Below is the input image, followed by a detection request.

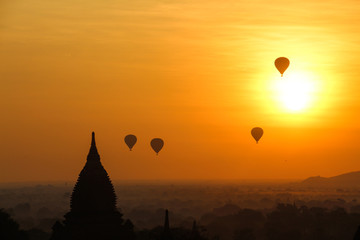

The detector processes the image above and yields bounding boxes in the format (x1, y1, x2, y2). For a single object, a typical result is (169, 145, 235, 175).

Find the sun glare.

(274, 72, 317, 112)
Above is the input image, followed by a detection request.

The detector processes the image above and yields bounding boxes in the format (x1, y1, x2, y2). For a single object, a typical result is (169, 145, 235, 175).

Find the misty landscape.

(3, 172, 360, 239)
(3, 0, 360, 239)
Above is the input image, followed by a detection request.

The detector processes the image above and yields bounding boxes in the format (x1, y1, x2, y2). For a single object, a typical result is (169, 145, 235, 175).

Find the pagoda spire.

(190, 220, 201, 240)
(87, 132, 100, 162)
(164, 209, 169, 231)
(162, 209, 172, 240)
(192, 220, 197, 233)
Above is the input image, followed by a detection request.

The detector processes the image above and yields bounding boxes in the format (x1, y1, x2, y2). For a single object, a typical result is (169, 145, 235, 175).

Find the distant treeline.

(2, 203, 360, 240)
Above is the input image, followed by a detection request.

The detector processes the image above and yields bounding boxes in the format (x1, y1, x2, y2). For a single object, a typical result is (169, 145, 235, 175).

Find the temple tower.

(50, 132, 134, 240)
(161, 209, 172, 240)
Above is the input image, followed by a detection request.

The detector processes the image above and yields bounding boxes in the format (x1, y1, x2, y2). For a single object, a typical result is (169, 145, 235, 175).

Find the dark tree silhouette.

(25, 228, 50, 240)
(354, 225, 360, 240)
(49, 221, 64, 240)
(0, 209, 28, 240)
(233, 228, 256, 240)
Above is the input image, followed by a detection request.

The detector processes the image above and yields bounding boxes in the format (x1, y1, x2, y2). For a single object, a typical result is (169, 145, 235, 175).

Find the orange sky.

(1, 0, 360, 182)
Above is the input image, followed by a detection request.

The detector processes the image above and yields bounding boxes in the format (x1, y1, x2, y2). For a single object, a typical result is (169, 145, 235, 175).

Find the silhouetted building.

(161, 209, 172, 240)
(50, 132, 135, 240)
(190, 221, 200, 240)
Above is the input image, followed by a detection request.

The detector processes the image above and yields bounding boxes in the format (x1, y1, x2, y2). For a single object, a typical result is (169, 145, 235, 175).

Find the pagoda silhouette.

(161, 209, 172, 240)
(50, 132, 135, 240)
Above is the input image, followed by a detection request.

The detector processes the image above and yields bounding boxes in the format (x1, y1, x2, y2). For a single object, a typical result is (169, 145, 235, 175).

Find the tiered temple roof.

(50, 132, 135, 240)
(70, 132, 117, 213)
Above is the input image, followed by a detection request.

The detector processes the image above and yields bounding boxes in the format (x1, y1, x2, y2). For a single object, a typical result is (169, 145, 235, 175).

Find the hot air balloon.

(251, 127, 263, 144)
(124, 134, 137, 151)
(150, 138, 164, 155)
(274, 57, 290, 77)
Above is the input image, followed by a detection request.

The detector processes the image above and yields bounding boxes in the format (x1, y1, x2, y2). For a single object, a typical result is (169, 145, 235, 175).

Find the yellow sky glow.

(1, 0, 360, 182)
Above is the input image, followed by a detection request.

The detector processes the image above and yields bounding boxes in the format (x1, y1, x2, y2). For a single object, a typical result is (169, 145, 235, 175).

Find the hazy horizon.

(0, 169, 358, 185)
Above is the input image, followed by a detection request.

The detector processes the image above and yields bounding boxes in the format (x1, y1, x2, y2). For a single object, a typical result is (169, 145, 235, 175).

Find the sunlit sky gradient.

(1, 0, 360, 182)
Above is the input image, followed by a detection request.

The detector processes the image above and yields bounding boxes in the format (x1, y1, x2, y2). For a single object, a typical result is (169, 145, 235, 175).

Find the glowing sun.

(274, 72, 317, 112)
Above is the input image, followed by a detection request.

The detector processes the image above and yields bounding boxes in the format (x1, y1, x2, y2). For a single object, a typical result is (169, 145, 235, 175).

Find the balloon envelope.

(251, 127, 263, 143)
(151, 138, 164, 155)
(274, 57, 290, 76)
(124, 134, 137, 151)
